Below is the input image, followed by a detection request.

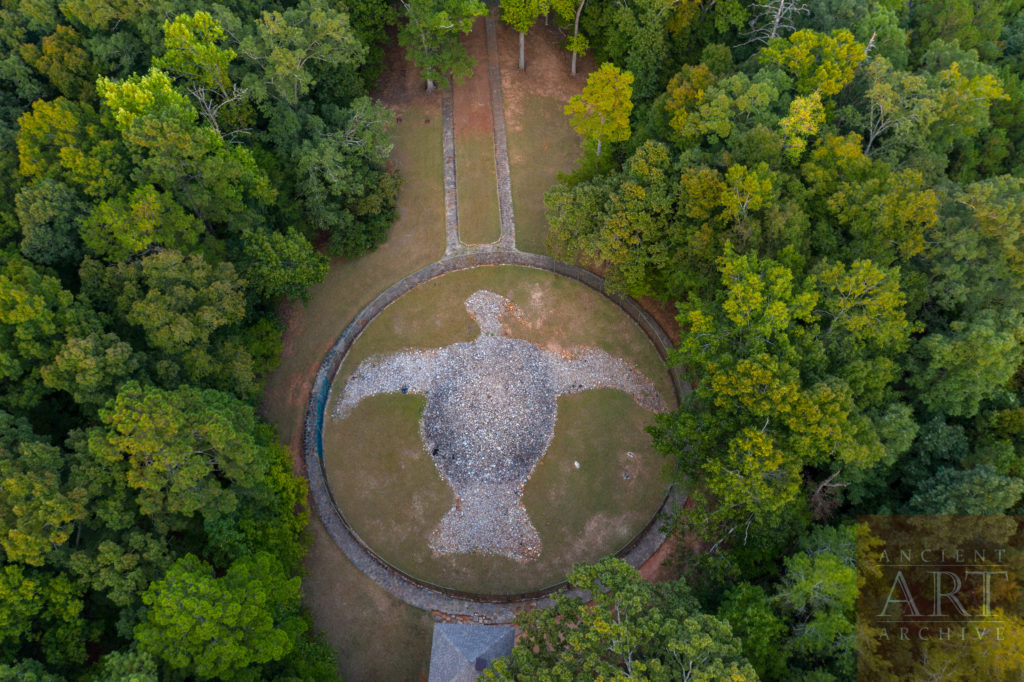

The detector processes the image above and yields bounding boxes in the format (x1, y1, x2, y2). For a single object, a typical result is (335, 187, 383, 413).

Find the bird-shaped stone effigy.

(333, 290, 666, 561)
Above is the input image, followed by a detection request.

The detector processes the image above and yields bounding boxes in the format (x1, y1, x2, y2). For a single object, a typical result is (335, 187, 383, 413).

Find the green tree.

(40, 332, 142, 410)
(398, 0, 488, 91)
(564, 62, 634, 156)
(907, 311, 1023, 418)
(547, 141, 675, 298)
(485, 558, 757, 680)
(154, 11, 252, 139)
(135, 552, 305, 680)
(907, 465, 1024, 514)
(293, 97, 400, 255)
(775, 524, 858, 678)
(237, 0, 367, 107)
(94, 381, 267, 529)
(801, 133, 939, 265)
(14, 178, 84, 266)
(0, 255, 92, 411)
(16, 97, 127, 200)
(761, 28, 866, 97)
(501, 0, 548, 70)
(81, 184, 203, 261)
(0, 438, 87, 566)
(805, 0, 910, 68)
(81, 251, 259, 395)
(97, 68, 275, 231)
(717, 583, 788, 680)
(94, 650, 158, 682)
(0, 658, 62, 682)
(239, 227, 328, 302)
(19, 25, 96, 101)
(909, 0, 1010, 63)
(0, 565, 90, 667)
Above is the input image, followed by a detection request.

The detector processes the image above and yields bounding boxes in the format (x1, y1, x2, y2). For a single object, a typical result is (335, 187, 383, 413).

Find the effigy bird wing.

(546, 347, 667, 413)
(333, 348, 444, 419)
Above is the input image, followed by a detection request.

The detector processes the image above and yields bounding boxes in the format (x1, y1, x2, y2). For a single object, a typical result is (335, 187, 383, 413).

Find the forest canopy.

(2, 0, 1023, 679)
(517, 0, 1024, 678)
(0, 0, 401, 678)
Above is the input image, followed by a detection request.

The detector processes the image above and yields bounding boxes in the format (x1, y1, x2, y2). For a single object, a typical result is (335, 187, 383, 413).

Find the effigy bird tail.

(429, 484, 541, 562)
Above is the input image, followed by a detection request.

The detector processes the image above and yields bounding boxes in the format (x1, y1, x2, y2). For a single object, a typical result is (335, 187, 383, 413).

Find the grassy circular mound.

(322, 265, 674, 594)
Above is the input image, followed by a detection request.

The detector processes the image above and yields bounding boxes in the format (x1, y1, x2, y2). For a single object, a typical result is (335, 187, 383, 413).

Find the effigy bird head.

(464, 289, 522, 337)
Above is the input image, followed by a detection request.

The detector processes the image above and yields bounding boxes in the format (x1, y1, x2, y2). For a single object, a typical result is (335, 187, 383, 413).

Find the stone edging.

(304, 251, 688, 621)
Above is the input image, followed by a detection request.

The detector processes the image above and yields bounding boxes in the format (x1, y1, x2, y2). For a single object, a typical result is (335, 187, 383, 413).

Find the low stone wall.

(304, 251, 688, 620)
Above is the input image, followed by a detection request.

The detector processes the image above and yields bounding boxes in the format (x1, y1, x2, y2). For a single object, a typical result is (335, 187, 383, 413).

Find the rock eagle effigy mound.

(332, 290, 666, 561)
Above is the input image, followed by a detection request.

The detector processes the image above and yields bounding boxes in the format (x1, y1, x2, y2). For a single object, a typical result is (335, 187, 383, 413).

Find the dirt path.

(483, 6, 516, 249)
(452, 17, 502, 245)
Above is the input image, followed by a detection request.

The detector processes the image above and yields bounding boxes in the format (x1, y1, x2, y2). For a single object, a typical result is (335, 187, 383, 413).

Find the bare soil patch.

(452, 17, 502, 243)
(497, 18, 595, 254)
(496, 18, 596, 130)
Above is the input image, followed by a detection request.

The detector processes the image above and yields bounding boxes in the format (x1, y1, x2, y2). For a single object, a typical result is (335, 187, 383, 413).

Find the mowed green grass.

(456, 130, 502, 244)
(323, 266, 673, 594)
(260, 99, 445, 682)
(507, 96, 581, 254)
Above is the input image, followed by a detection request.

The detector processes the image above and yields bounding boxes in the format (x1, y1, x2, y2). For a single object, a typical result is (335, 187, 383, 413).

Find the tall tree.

(564, 62, 633, 156)
(0, 256, 93, 411)
(154, 12, 252, 139)
(237, 0, 367, 107)
(238, 227, 328, 302)
(398, 0, 488, 91)
(501, 0, 549, 70)
(485, 558, 758, 680)
(135, 552, 305, 680)
(550, 0, 588, 75)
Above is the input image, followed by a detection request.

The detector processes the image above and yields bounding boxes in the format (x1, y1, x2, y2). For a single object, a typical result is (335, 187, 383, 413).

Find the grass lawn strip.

(455, 131, 502, 244)
(507, 96, 581, 254)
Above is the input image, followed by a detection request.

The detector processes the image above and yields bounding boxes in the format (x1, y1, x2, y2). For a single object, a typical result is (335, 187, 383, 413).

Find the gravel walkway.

(441, 88, 460, 255)
(333, 290, 665, 562)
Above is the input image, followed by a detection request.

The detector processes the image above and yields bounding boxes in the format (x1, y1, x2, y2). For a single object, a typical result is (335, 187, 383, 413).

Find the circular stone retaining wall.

(305, 250, 687, 621)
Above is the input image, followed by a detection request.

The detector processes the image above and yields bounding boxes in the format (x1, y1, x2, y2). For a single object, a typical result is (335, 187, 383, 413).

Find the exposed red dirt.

(497, 16, 596, 126)
(453, 16, 495, 135)
(375, 27, 435, 108)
